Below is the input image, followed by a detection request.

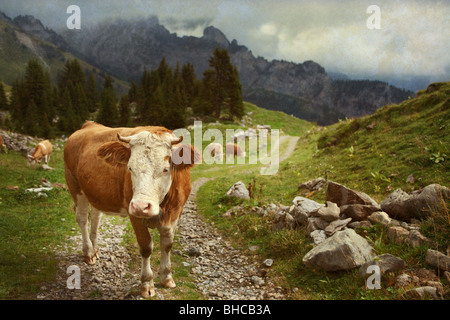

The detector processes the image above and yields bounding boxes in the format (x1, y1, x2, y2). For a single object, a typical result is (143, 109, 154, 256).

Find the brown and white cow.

(27, 140, 53, 165)
(206, 142, 223, 162)
(64, 121, 200, 298)
(225, 142, 245, 157)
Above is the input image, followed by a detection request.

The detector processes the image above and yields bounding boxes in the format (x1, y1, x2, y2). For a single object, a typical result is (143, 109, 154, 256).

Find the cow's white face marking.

(124, 131, 174, 218)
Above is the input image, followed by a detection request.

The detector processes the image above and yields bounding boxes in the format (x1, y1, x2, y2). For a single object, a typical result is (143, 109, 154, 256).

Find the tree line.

(0, 47, 244, 137)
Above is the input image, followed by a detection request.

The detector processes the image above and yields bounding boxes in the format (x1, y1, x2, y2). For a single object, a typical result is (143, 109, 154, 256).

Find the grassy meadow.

(0, 82, 448, 299)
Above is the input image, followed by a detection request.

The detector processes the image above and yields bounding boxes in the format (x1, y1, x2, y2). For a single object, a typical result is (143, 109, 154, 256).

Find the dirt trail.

(36, 136, 299, 300)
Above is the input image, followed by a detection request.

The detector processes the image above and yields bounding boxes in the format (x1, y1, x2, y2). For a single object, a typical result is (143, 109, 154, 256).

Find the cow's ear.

(97, 142, 131, 166)
(172, 144, 201, 168)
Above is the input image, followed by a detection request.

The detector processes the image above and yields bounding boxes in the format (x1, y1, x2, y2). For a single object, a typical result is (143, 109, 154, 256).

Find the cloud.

(0, 0, 448, 82)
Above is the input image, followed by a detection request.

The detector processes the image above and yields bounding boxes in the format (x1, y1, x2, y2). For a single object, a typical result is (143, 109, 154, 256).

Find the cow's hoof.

(161, 278, 176, 288)
(84, 255, 97, 265)
(84, 250, 99, 265)
(141, 283, 156, 298)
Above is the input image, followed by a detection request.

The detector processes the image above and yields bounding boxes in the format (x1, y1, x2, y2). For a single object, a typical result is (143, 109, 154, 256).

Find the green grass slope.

(193, 82, 449, 300)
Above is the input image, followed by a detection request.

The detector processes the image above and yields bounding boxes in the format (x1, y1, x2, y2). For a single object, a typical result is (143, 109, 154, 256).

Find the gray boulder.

(324, 217, 352, 236)
(292, 196, 323, 214)
(425, 249, 450, 272)
(386, 226, 410, 244)
(271, 211, 295, 231)
(326, 181, 380, 208)
(313, 201, 340, 222)
(302, 228, 375, 272)
(226, 181, 250, 199)
(310, 230, 327, 245)
(359, 253, 406, 278)
(291, 196, 324, 228)
(367, 211, 392, 226)
(405, 286, 441, 300)
(339, 204, 380, 221)
(381, 184, 450, 221)
(298, 177, 327, 192)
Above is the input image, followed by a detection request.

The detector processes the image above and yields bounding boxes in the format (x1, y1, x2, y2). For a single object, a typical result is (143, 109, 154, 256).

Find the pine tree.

(118, 94, 131, 127)
(97, 75, 118, 127)
(85, 73, 99, 113)
(9, 60, 54, 136)
(202, 48, 244, 120)
(0, 82, 8, 111)
(181, 63, 197, 107)
(206, 48, 232, 118)
(227, 66, 244, 118)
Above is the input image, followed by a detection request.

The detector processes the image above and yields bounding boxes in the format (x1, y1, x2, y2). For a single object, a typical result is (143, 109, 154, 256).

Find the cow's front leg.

(89, 208, 102, 260)
(158, 220, 178, 288)
(75, 195, 97, 264)
(129, 215, 155, 298)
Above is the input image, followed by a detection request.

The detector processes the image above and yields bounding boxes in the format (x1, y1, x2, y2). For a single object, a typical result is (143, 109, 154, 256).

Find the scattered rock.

(271, 211, 295, 231)
(404, 230, 433, 248)
(291, 197, 324, 228)
(444, 271, 450, 283)
(367, 211, 392, 226)
(405, 286, 441, 300)
(425, 249, 450, 272)
(291, 196, 323, 215)
(406, 174, 415, 184)
(310, 230, 327, 245)
(359, 253, 406, 278)
(298, 177, 327, 192)
(348, 221, 372, 229)
(324, 217, 352, 236)
(263, 259, 273, 267)
(326, 181, 380, 208)
(226, 181, 250, 199)
(395, 273, 415, 288)
(302, 229, 375, 272)
(386, 226, 410, 244)
(340, 204, 380, 221)
(381, 184, 450, 221)
(313, 201, 340, 222)
(306, 217, 329, 233)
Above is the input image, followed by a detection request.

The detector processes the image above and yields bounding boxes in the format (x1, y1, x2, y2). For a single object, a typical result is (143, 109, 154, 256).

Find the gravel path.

(37, 136, 299, 300)
(36, 178, 287, 300)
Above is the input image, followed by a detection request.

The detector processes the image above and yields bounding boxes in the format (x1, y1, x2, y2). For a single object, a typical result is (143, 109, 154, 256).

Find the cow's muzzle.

(129, 200, 159, 218)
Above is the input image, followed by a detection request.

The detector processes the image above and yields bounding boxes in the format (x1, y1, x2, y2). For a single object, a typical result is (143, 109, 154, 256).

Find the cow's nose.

(130, 201, 152, 216)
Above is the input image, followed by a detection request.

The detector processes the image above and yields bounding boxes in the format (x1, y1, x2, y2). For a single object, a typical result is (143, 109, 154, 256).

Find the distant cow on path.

(226, 143, 245, 157)
(27, 140, 52, 165)
(64, 121, 199, 298)
(206, 142, 223, 161)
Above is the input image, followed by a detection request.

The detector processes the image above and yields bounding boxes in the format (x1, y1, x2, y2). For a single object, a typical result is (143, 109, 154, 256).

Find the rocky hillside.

(0, 12, 128, 93)
(59, 17, 412, 125)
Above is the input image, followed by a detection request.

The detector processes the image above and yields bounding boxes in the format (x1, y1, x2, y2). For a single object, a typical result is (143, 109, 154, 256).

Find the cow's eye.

(163, 168, 169, 174)
(128, 167, 132, 172)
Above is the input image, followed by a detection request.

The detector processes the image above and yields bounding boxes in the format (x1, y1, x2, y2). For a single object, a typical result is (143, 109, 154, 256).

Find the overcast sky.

(2, 0, 449, 86)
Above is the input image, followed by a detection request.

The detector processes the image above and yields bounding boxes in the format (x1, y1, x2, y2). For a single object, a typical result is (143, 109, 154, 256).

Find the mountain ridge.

(1, 12, 414, 125)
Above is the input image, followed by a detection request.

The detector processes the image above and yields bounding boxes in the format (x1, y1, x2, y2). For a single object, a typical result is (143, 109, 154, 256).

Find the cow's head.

(97, 131, 197, 218)
(27, 154, 41, 165)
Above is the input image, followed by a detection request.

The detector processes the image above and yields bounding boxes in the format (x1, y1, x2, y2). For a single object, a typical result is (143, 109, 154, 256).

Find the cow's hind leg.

(75, 194, 97, 265)
(129, 215, 155, 298)
(158, 220, 178, 288)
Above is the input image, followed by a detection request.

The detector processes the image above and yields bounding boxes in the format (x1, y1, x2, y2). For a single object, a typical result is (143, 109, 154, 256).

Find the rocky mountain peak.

(13, 15, 46, 33)
(202, 26, 230, 47)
